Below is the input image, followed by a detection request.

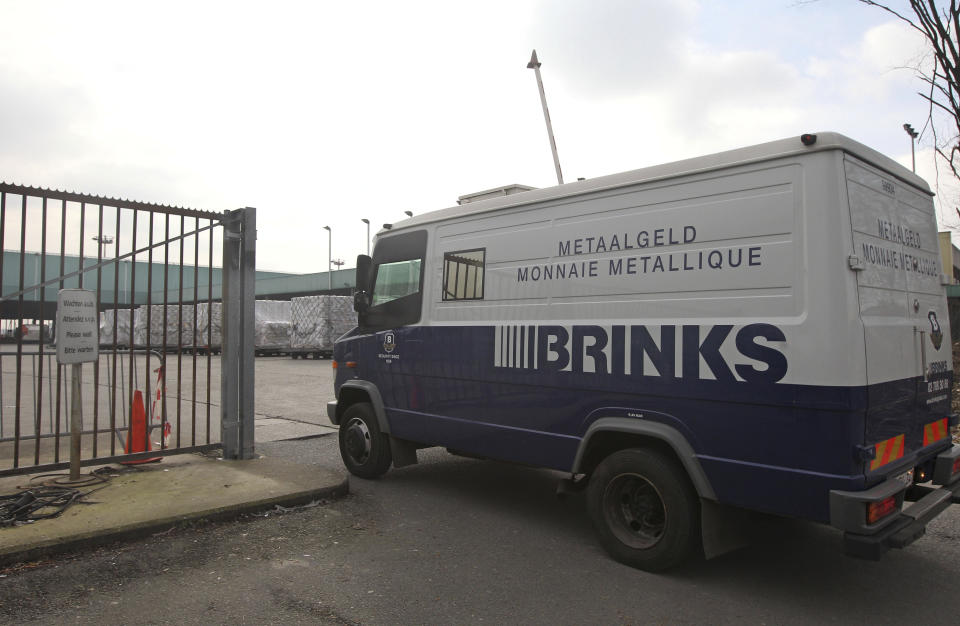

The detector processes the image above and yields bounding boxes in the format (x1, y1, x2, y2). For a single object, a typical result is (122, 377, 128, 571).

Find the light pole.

(903, 123, 919, 172)
(527, 49, 564, 185)
(323, 225, 332, 291)
(361, 218, 370, 255)
(92, 235, 114, 257)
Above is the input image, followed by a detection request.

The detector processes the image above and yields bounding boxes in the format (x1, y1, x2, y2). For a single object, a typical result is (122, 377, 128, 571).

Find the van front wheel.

(587, 448, 700, 571)
(338, 402, 392, 479)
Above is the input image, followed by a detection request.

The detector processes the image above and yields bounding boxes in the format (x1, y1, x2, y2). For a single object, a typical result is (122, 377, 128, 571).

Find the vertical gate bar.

(79, 202, 85, 289)
(93, 204, 103, 457)
(221, 210, 239, 458)
(128, 208, 138, 454)
(110, 205, 121, 456)
(239, 208, 256, 458)
(145, 211, 154, 453)
(77, 202, 85, 465)
(30, 356, 37, 449)
(206, 218, 214, 442)
(0, 193, 4, 443)
(0, 191, 5, 296)
(47, 355, 54, 436)
(55, 199, 67, 463)
(192, 216, 199, 445)
(35, 198, 49, 465)
(161, 214, 170, 450)
(14, 194, 28, 468)
(177, 215, 184, 448)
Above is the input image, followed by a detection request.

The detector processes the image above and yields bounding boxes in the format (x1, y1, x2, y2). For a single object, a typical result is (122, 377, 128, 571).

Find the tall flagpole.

(527, 50, 564, 185)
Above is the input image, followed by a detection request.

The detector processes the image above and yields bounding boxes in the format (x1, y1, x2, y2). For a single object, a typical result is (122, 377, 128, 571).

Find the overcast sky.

(0, 0, 951, 273)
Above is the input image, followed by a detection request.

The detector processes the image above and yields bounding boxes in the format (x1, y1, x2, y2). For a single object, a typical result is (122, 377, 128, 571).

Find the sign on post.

(56, 289, 99, 364)
(56, 288, 99, 482)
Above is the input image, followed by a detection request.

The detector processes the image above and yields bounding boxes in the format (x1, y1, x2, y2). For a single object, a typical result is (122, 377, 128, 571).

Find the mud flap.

(701, 499, 751, 559)
(390, 436, 419, 468)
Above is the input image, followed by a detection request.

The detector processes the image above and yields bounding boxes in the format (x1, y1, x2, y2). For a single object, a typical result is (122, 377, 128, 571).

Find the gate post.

(221, 207, 256, 459)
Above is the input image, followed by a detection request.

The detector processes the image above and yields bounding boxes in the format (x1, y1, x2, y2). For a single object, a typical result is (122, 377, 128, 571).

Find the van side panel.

(374, 324, 868, 522)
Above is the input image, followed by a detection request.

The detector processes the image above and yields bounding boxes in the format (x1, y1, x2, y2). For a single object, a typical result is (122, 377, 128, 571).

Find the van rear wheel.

(587, 448, 700, 572)
(338, 402, 392, 478)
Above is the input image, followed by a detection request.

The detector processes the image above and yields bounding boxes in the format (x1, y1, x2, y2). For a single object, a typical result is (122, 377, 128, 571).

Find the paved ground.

(0, 352, 344, 567)
(1, 436, 959, 625)
(0, 450, 348, 566)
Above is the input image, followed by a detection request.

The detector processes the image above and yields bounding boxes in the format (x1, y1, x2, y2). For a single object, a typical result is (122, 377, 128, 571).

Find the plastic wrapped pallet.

(291, 295, 356, 353)
(255, 300, 291, 350)
(99, 309, 134, 347)
(322, 295, 356, 348)
(195, 302, 223, 350)
(133, 304, 197, 348)
(290, 296, 322, 351)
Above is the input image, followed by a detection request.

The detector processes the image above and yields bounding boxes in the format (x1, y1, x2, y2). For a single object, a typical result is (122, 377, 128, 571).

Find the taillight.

(345, 361, 358, 368)
(332, 360, 338, 370)
(953, 457, 960, 476)
(867, 496, 898, 525)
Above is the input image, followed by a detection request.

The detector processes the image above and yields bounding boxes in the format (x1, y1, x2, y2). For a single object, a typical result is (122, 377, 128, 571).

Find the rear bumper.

(830, 445, 960, 560)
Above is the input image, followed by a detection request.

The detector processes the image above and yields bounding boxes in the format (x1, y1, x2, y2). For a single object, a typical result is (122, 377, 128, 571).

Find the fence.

(0, 183, 255, 475)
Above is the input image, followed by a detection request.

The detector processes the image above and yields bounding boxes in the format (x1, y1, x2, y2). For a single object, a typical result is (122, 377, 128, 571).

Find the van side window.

(372, 259, 423, 306)
(442, 249, 485, 301)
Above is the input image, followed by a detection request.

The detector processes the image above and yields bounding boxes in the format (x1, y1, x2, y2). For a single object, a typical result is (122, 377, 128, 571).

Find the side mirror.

(354, 290, 370, 314)
(354, 254, 372, 313)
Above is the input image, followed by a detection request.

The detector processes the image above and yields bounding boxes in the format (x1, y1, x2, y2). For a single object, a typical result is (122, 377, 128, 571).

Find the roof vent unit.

(457, 184, 536, 205)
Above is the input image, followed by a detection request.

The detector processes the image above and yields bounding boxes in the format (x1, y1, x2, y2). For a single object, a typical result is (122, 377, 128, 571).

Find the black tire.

(338, 402, 392, 479)
(587, 448, 700, 572)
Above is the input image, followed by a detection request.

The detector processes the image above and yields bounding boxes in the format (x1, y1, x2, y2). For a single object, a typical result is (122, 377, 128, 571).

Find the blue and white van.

(328, 133, 960, 571)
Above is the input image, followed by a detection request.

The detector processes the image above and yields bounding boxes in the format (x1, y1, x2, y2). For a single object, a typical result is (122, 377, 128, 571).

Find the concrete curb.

(0, 475, 349, 567)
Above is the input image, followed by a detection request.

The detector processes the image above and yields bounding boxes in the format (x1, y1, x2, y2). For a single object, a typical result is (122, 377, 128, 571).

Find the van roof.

(383, 132, 931, 236)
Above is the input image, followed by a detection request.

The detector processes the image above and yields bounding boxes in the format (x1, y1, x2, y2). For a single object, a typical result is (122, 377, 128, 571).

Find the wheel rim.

(602, 472, 666, 549)
(343, 417, 372, 465)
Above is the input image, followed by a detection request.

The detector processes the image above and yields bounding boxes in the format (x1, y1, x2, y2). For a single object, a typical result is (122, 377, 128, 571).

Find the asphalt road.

(2, 434, 959, 625)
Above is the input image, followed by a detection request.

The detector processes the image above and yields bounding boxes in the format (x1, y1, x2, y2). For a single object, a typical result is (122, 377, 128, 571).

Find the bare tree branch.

(859, 1, 960, 200)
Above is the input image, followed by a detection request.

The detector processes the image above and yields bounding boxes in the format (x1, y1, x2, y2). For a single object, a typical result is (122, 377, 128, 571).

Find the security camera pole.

(527, 49, 564, 185)
(903, 123, 919, 172)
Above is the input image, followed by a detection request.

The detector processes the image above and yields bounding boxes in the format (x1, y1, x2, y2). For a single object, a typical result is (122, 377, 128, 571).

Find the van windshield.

(360, 229, 427, 331)
(372, 259, 422, 306)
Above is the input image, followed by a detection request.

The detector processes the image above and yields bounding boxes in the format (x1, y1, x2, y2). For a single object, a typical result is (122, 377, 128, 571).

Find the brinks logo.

(494, 324, 788, 384)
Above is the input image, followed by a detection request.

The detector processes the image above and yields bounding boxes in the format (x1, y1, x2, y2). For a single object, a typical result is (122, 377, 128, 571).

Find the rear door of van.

(846, 156, 953, 482)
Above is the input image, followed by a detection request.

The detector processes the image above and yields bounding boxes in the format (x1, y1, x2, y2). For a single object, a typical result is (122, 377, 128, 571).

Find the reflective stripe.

(870, 434, 905, 471)
(923, 418, 949, 447)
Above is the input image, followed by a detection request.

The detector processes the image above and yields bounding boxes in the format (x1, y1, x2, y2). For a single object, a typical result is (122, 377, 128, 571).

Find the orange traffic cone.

(121, 390, 161, 465)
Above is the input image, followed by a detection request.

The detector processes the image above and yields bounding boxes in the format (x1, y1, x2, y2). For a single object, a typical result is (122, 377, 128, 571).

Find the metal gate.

(0, 183, 255, 476)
